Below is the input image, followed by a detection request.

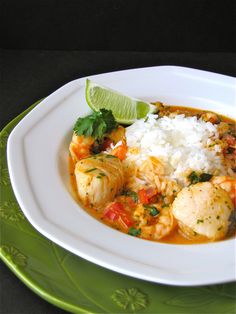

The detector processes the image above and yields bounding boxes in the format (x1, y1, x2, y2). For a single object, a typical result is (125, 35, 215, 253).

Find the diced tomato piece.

(138, 189, 149, 204)
(126, 197, 136, 209)
(104, 208, 117, 221)
(103, 202, 133, 228)
(138, 187, 158, 204)
(104, 202, 124, 220)
(146, 187, 158, 199)
(146, 188, 158, 204)
(118, 215, 133, 228)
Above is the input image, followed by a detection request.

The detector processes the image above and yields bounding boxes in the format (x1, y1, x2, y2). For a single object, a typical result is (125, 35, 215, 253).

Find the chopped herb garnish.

(121, 190, 138, 203)
(73, 109, 118, 140)
(227, 147, 235, 154)
(96, 175, 102, 179)
(199, 173, 213, 182)
(85, 168, 97, 173)
(143, 205, 160, 216)
(99, 172, 106, 177)
(91, 141, 101, 154)
(197, 219, 204, 224)
(188, 171, 212, 184)
(150, 208, 159, 216)
(161, 204, 169, 208)
(105, 154, 118, 158)
(144, 116, 149, 122)
(188, 171, 199, 184)
(128, 227, 141, 237)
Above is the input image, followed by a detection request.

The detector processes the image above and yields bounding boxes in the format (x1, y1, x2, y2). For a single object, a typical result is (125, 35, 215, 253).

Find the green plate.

(1, 101, 236, 314)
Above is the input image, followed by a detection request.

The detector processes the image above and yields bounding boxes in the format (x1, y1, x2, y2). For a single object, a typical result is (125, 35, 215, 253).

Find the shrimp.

(108, 126, 126, 144)
(69, 133, 94, 162)
(110, 139, 128, 160)
(201, 112, 220, 124)
(211, 176, 236, 207)
(69, 125, 126, 162)
(134, 205, 176, 240)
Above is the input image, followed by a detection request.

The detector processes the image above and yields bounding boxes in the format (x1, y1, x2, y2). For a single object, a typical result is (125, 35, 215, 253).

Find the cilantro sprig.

(73, 109, 118, 140)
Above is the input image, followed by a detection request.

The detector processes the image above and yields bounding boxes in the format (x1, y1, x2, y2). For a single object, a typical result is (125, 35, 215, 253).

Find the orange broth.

(69, 105, 235, 244)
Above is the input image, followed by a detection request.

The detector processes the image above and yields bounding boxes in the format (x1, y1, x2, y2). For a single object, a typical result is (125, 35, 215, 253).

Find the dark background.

(1, 0, 235, 51)
(1, 0, 235, 313)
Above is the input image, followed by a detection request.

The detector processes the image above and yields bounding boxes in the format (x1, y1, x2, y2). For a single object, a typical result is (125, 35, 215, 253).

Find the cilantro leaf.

(199, 173, 213, 182)
(121, 190, 138, 203)
(188, 171, 200, 184)
(73, 109, 118, 140)
(128, 227, 141, 237)
(143, 204, 160, 216)
(188, 171, 213, 185)
(99, 109, 117, 133)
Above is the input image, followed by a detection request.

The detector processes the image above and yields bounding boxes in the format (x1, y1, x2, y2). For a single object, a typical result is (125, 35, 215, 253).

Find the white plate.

(7, 66, 236, 286)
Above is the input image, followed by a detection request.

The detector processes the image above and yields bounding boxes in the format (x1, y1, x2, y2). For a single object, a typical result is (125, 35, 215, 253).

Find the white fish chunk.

(172, 182, 233, 240)
(75, 154, 124, 208)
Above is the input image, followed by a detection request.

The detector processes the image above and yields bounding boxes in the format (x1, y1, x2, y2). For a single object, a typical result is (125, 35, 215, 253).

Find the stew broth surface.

(69, 105, 236, 244)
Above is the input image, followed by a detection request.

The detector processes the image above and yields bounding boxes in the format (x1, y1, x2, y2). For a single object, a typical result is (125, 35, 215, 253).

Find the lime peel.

(85, 79, 157, 124)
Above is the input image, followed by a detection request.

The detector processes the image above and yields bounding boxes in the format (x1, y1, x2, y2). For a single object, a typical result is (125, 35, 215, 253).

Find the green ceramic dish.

(1, 101, 236, 314)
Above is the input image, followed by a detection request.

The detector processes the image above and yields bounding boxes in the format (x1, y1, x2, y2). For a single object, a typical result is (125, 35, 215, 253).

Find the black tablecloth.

(1, 50, 235, 314)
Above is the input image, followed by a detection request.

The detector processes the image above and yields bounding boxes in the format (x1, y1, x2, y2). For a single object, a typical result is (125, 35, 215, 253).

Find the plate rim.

(6, 65, 236, 287)
(1, 102, 87, 314)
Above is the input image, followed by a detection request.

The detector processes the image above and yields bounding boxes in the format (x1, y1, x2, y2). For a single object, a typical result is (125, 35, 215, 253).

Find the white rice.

(125, 114, 225, 184)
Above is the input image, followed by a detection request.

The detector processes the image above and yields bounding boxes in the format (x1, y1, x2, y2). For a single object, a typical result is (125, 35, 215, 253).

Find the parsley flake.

(188, 171, 212, 184)
(122, 190, 139, 203)
(143, 205, 160, 216)
(85, 168, 97, 173)
(197, 219, 204, 224)
(128, 227, 141, 237)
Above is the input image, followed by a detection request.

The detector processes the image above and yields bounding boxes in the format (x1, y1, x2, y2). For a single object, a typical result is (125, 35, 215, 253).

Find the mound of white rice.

(125, 114, 225, 184)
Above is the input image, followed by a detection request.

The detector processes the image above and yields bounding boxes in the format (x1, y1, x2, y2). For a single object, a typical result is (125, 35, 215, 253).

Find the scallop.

(172, 182, 234, 240)
(75, 154, 124, 208)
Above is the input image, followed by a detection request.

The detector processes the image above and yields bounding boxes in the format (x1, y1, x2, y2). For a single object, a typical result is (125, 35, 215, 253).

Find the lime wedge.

(85, 79, 157, 124)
